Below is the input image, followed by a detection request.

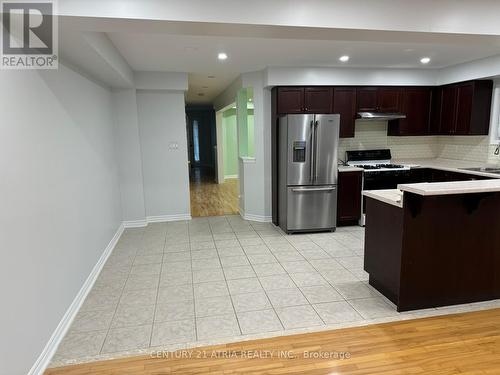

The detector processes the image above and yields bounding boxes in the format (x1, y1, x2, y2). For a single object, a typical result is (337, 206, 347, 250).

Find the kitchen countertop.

(363, 189, 403, 208)
(398, 179, 500, 196)
(338, 165, 364, 172)
(362, 158, 500, 204)
(393, 157, 500, 179)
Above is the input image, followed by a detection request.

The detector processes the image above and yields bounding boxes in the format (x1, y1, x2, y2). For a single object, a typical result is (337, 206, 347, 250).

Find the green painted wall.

(222, 109, 238, 178)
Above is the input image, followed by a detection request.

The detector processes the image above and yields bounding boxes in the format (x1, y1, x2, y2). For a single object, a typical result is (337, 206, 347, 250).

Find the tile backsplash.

(338, 121, 438, 162)
(339, 120, 500, 165)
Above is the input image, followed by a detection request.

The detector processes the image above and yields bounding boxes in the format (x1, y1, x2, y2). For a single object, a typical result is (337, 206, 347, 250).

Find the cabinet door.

(439, 86, 458, 134)
(455, 83, 473, 135)
(429, 87, 443, 135)
(377, 88, 402, 112)
(356, 88, 378, 111)
(337, 171, 363, 224)
(304, 87, 332, 113)
(333, 88, 356, 138)
(395, 88, 431, 135)
(277, 87, 304, 114)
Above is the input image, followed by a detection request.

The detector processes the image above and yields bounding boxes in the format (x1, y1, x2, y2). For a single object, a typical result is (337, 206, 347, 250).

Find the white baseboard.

(28, 212, 196, 374)
(28, 223, 125, 375)
(123, 219, 148, 228)
(146, 214, 192, 223)
(224, 174, 238, 180)
(240, 210, 272, 223)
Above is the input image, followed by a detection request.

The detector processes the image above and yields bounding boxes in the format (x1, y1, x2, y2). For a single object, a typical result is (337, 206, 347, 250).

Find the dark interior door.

(186, 108, 216, 178)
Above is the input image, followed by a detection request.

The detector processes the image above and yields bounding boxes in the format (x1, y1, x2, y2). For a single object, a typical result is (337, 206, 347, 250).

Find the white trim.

(27, 223, 125, 375)
(123, 219, 148, 228)
(224, 174, 238, 180)
(146, 214, 192, 223)
(239, 156, 256, 164)
(240, 211, 272, 222)
(489, 80, 500, 144)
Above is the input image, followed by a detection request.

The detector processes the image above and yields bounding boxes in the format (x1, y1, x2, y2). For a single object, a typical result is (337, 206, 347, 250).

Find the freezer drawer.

(286, 185, 337, 232)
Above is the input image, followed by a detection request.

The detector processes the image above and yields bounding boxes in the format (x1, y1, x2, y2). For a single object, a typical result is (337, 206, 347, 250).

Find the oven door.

(362, 170, 411, 217)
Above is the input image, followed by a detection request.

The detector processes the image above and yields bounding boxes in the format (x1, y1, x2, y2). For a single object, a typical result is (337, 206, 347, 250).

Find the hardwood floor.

(189, 167, 239, 217)
(46, 308, 500, 374)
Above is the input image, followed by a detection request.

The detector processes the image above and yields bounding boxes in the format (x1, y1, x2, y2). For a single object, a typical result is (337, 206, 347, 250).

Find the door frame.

(215, 110, 225, 184)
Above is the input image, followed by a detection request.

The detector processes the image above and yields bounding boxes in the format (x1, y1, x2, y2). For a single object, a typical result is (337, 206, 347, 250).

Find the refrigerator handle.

(310, 120, 315, 183)
(314, 120, 319, 181)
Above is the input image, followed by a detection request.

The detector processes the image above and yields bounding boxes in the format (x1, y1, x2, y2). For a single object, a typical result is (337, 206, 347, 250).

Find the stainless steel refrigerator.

(278, 114, 340, 233)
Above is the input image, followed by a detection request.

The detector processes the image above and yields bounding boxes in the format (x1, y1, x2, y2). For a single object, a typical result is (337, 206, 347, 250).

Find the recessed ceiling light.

(420, 57, 431, 64)
(218, 52, 228, 60)
(339, 55, 349, 62)
(248, 98, 252, 102)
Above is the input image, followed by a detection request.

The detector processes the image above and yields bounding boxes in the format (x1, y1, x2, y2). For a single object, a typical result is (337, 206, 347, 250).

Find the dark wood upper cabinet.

(433, 80, 492, 136)
(333, 87, 356, 138)
(277, 87, 304, 114)
(429, 87, 443, 135)
(337, 170, 363, 225)
(388, 87, 431, 136)
(274, 80, 492, 138)
(356, 87, 401, 112)
(304, 87, 332, 113)
(356, 88, 378, 111)
(377, 88, 402, 112)
(439, 85, 458, 134)
(455, 83, 473, 135)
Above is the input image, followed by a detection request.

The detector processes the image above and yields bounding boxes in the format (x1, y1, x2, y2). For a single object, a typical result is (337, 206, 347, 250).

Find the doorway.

(186, 106, 239, 217)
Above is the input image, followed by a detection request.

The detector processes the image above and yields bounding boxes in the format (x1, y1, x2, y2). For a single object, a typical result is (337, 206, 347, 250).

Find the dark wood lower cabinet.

(365, 192, 500, 311)
(337, 170, 363, 225)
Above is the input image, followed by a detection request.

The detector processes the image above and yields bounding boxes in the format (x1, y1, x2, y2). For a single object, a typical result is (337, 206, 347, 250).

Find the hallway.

(190, 167, 239, 217)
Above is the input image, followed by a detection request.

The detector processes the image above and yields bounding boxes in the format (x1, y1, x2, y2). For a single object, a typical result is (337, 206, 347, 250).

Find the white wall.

(0, 64, 122, 375)
(213, 77, 242, 111)
(134, 71, 189, 91)
(136, 90, 191, 219)
(58, 0, 500, 36)
(238, 71, 272, 221)
(265, 66, 438, 87)
(112, 89, 146, 222)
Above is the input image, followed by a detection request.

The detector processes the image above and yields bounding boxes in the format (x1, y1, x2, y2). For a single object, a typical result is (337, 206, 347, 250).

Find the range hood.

(358, 112, 406, 121)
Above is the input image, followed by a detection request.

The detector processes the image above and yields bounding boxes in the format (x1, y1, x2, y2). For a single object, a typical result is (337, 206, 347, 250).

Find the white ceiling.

(56, 6, 500, 105)
(108, 32, 500, 104)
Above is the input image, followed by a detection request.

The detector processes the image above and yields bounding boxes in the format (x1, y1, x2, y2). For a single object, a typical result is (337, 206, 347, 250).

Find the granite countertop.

(363, 189, 403, 208)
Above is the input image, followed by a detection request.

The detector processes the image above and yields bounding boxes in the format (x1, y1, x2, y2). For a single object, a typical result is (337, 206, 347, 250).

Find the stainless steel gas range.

(345, 149, 413, 225)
